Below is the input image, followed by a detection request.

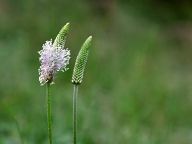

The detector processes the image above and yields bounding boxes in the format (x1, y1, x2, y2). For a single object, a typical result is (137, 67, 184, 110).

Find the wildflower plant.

(38, 22, 70, 144)
(38, 22, 92, 144)
(71, 36, 92, 144)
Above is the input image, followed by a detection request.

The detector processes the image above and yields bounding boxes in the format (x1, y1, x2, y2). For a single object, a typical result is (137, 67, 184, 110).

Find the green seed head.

(53, 22, 70, 47)
(72, 36, 92, 84)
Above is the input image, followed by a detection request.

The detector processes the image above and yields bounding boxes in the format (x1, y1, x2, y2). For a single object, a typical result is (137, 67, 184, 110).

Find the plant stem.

(46, 83, 52, 144)
(73, 84, 78, 144)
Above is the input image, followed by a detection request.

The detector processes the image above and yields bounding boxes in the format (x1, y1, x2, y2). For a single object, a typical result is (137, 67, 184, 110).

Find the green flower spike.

(72, 36, 92, 84)
(53, 22, 70, 47)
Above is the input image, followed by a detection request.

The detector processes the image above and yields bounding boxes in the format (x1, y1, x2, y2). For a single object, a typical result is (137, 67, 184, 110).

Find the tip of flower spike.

(63, 22, 70, 32)
(88, 35, 92, 40)
(87, 36, 92, 46)
(53, 22, 70, 47)
(65, 22, 70, 27)
(82, 35, 92, 51)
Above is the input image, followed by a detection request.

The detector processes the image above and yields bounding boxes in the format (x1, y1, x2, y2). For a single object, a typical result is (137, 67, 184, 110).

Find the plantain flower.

(39, 39, 70, 85)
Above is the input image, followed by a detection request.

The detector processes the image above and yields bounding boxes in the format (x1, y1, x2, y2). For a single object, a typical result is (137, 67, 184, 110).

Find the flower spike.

(72, 36, 92, 84)
(39, 23, 71, 85)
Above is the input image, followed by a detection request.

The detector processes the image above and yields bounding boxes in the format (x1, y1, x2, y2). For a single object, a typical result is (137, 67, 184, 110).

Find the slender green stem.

(46, 83, 52, 144)
(73, 84, 78, 144)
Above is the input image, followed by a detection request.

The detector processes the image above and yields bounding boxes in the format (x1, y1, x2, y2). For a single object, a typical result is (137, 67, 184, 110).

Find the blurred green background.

(1, 0, 192, 143)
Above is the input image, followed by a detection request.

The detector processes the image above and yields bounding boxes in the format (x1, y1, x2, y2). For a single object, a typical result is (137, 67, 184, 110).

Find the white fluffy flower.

(38, 39, 70, 85)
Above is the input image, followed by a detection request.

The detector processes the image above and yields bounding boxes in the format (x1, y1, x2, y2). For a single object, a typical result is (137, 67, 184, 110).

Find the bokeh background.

(1, 0, 192, 143)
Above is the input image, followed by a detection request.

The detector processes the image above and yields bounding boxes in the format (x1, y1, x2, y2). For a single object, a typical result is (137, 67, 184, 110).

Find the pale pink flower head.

(38, 39, 70, 85)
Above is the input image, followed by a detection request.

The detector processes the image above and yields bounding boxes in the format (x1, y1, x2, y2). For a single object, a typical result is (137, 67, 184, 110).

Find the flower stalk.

(46, 82, 52, 144)
(73, 84, 78, 144)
